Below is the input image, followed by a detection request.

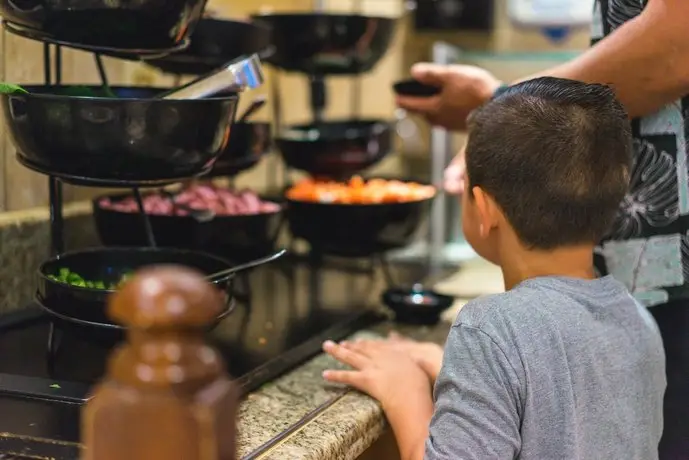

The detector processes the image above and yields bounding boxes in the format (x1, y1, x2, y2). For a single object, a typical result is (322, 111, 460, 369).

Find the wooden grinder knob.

(82, 266, 238, 460)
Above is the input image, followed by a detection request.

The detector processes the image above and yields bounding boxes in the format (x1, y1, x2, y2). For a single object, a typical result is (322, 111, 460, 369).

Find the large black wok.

(210, 121, 272, 177)
(252, 13, 396, 75)
(276, 119, 392, 178)
(146, 18, 273, 75)
(0, 0, 206, 50)
(92, 191, 283, 262)
(36, 247, 284, 331)
(0, 86, 238, 186)
(286, 196, 434, 257)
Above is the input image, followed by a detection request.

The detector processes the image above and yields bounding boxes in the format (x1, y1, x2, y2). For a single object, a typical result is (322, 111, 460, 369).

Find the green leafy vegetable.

(49, 267, 133, 290)
(0, 83, 28, 95)
(49, 383, 61, 389)
(61, 85, 117, 98)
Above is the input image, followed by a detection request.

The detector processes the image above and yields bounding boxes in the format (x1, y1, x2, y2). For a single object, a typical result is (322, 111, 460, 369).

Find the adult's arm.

(516, 0, 689, 118)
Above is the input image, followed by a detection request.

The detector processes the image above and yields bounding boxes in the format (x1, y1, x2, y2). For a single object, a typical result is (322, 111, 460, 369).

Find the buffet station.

(0, 1, 460, 458)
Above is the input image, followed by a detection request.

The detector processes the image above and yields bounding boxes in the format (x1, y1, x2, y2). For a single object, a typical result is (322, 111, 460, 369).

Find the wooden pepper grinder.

(82, 266, 238, 460)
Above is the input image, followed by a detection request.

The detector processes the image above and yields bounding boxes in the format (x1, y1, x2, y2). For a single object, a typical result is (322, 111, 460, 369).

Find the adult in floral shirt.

(396, 1, 689, 458)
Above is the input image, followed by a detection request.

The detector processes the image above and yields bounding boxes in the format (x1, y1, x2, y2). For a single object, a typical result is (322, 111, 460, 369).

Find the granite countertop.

(236, 259, 503, 460)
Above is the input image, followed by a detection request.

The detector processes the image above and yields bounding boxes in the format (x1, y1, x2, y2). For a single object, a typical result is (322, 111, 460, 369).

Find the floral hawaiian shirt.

(593, 0, 689, 306)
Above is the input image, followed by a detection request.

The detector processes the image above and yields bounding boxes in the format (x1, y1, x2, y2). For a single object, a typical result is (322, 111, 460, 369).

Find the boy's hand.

(322, 340, 431, 411)
(386, 332, 444, 383)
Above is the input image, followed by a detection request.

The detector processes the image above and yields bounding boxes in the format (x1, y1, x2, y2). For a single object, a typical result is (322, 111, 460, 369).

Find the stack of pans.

(250, 12, 433, 258)
(0, 7, 285, 339)
(255, 12, 400, 179)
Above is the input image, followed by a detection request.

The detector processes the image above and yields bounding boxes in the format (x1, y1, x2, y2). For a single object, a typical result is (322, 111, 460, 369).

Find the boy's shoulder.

(454, 282, 549, 332)
(453, 276, 650, 345)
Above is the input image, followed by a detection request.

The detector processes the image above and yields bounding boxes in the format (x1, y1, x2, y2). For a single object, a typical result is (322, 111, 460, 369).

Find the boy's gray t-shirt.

(425, 276, 666, 460)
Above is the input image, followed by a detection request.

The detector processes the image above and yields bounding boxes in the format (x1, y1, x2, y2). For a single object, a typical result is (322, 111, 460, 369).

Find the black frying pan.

(0, 86, 238, 186)
(275, 119, 393, 178)
(36, 247, 285, 331)
(209, 121, 272, 177)
(146, 18, 273, 76)
(252, 13, 396, 75)
(286, 195, 434, 257)
(92, 190, 284, 263)
(0, 0, 206, 50)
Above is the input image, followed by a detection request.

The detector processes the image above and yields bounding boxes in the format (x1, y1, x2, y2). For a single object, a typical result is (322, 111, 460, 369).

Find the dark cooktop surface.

(0, 254, 385, 459)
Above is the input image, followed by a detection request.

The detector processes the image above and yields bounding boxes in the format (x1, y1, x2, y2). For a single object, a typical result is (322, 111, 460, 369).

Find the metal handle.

(160, 54, 265, 100)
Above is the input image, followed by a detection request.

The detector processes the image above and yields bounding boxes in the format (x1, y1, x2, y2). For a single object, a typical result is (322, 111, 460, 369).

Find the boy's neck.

(500, 244, 596, 291)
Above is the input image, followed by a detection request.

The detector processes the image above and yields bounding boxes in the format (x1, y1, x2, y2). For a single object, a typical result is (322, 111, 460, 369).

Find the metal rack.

(389, 41, 475, 270)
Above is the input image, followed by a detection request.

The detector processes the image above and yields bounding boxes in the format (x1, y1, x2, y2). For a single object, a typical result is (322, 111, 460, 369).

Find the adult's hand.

(444, 146, 466, 195)
(396, 63, 502, 131)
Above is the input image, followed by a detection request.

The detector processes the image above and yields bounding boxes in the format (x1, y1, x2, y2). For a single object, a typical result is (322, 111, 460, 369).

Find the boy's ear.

(471, 186, 500, 238)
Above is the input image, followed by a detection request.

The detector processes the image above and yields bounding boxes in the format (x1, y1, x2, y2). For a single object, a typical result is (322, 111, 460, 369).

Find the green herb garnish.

(0, 83, 28, 95)
(49, 268, 133, 290)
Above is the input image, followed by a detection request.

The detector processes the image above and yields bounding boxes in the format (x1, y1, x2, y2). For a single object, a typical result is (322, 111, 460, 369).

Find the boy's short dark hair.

(466, 77, 632, 250)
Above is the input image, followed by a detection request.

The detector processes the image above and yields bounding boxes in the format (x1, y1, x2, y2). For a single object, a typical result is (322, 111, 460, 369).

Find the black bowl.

(392, 78, 441, 97)
(276, 119, 392, 178)
(252, 13, 396, 75)
(382, 286, 454, 325)
(37, 247, 237, 329)
(93, 192, 284, 262)
(1, 86, 238, 186)
(146, 18, 273, 75)
(210, 122, 272, 177)
(286, 196, 434, 257)
(0, 0, 206, 50)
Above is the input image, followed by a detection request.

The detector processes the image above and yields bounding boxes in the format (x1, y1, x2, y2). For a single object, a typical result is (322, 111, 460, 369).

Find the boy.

(322, 77, 666, 460)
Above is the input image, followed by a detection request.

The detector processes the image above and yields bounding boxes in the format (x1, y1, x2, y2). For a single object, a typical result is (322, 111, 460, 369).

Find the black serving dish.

(381, 286, 454, 325)
(36, 247, 243, 331)
(1, 86, 238, 186)
(146, 18, 273, 75)
(286, 196, 434, 257)
(252, 13, 396, 75)
(93, 192, 283, 262)
(210, 121, 272, 177)
(276, 119, 392, 178)
(393, 78, 441, 97)
(0, 0, 206, 50)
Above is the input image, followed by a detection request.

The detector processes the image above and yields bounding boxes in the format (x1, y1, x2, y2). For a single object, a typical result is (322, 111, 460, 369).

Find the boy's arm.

(384, 394, 434, 460)
(425, 325, 523, 459)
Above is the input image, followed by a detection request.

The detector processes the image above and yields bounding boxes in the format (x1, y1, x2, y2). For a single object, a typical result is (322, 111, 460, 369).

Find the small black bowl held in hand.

(382, 286, 454, 325)
(392, 78, 441, 97)
(1, 86, 238, 186)
(0, 0, 205, 51)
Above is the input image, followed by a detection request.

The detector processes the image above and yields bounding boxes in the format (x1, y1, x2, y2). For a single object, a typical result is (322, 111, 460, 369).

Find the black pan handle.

(214, 279, 237, 326)
(206, 248, 286, 282)
(7, 0, 43, 14)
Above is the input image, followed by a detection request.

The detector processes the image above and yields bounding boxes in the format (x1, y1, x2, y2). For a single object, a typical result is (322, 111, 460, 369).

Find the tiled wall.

(0, 0, 590, 212)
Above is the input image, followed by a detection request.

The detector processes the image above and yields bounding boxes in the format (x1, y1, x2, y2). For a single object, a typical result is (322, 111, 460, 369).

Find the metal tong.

(159, 53, 265, 100)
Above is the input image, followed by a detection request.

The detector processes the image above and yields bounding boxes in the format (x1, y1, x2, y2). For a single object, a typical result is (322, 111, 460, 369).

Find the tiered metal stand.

(2, 21, 198, 363)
